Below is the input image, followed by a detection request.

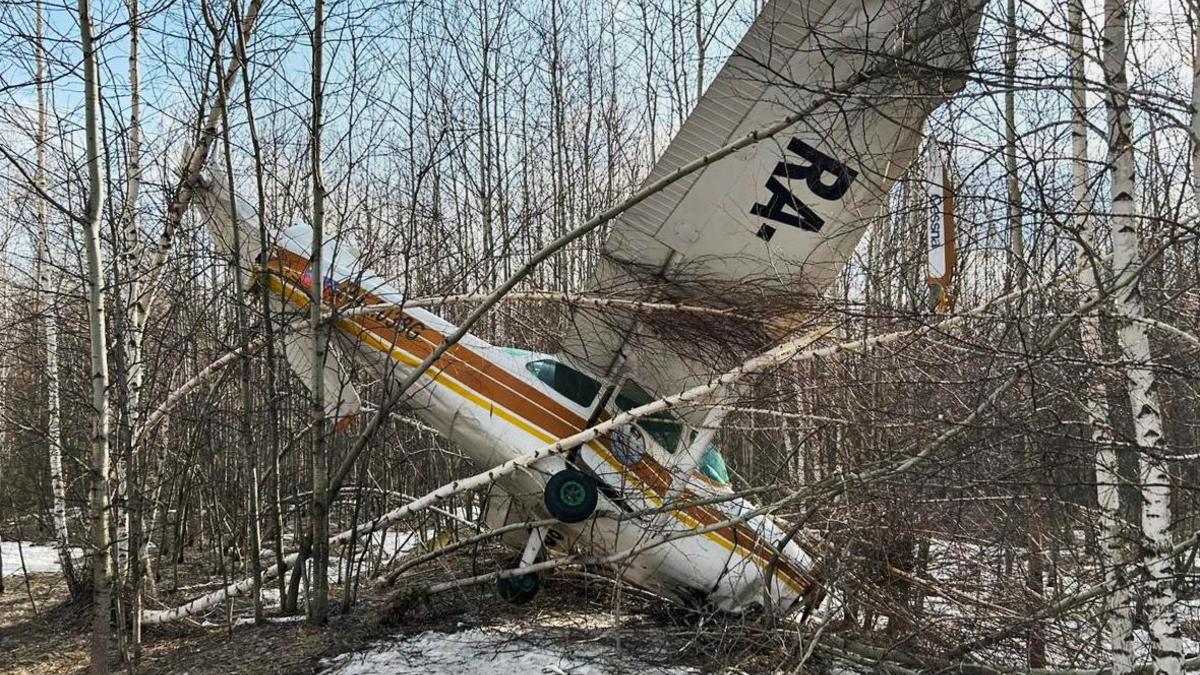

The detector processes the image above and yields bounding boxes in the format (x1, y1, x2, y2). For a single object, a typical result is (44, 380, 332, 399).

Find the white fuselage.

(262, 224, 818, 613)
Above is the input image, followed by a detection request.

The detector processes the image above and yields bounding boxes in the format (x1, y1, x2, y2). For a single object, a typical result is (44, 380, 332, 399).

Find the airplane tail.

(191, 162, 262, 282)
(559, 0, 985, 400)
(191, 161, 362, 432)
(282, 327, 363, 432)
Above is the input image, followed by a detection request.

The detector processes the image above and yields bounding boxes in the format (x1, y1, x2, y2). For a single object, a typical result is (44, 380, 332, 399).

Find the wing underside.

(559, 0, 983, 401)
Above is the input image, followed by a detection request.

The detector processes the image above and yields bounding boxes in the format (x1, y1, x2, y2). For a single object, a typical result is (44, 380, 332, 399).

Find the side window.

(615, 380, 683, 453)
(525, 359, 600, 408)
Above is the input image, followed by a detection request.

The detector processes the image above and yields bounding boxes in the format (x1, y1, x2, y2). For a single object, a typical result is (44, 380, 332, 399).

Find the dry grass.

(0, 571, 392, 675)
(0, 545, 792, 674)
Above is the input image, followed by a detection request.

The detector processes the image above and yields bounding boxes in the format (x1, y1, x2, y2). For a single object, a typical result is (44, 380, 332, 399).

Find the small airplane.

(192, 0, 978, 613)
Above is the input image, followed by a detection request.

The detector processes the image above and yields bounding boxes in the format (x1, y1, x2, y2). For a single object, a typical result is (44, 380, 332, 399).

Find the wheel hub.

(560, 481, 586, 507)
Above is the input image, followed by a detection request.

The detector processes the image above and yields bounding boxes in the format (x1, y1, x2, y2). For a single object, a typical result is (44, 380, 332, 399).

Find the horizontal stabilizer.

(192, 162, 263, 281)
(283, 328, 362, 430)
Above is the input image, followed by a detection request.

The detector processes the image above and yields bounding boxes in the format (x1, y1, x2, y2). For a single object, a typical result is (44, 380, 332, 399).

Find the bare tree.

(308, 0, 332, 625)
(1070, 0, 1133, 670)
(3, 1, 1200, 672)
(33, 0, 78, 601)
(78, 0, 112, 668)
(1102, 0, 1183, 672)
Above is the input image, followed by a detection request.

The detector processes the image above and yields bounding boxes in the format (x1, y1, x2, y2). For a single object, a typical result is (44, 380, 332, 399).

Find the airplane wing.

(558, 0, 983, 402)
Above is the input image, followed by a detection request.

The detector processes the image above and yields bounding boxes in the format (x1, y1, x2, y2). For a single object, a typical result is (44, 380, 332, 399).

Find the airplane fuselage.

(261, 224, 819, 613)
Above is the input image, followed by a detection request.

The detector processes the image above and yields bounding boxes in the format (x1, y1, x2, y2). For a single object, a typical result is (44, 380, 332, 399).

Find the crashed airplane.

(191, 0, 981, 613)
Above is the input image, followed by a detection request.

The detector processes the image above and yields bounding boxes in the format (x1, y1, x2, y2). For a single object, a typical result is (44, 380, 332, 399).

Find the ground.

(9, 538, 1200, 673)
(0, 543, 772, 674)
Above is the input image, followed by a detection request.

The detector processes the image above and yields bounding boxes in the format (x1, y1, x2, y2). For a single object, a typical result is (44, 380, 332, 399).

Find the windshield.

(614, 380, 684, 453)
(698, 444, 731, 484)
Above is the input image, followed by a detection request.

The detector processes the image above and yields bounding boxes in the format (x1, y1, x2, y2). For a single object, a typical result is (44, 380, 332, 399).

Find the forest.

(1, 0, 1199, 673)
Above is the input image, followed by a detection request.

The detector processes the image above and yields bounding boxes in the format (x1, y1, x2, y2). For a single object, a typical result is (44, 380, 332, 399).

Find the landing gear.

(497, 565, 540, 604)
(497, 526, 549, 605)
(544, 469, 598, 523)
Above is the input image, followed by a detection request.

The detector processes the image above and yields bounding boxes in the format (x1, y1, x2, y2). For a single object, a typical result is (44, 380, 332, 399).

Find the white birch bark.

(1102, 1, 1182, 672)
(78, 0, 112, 669)
(122, 0, 147, 653)
(135, 0, 262, 315)
(1071, 0, 1133, 669)
(124, 1, 261, 430)
(34, 0, 77, 598)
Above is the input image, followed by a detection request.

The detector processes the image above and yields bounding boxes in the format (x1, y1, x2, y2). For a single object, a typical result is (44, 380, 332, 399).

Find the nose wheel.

(544, 469, 598, 523)
(497, 565, 540, 605)
(498, 526, 549, 605)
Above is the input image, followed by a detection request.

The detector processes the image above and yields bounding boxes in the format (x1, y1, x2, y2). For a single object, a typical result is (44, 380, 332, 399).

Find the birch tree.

(308, 0, 332, 625)
(78, 0, 113, 668)
(33, 0, 79, 600)
(120, 0, 149, 655)
(1005, 0, 1025, 289)
(1070, 1, 1134, 670)
(1191, 0, 1200, 210)
(4, 1, 1200, 671)
(1102, 0, 1183, 672)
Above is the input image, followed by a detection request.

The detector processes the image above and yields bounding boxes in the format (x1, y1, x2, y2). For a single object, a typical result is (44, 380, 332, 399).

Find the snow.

(1, 541, 80, 578)
(319, 627, 699, 675)
(910, 535, 1200, 669)
(200, 615, 306, 628)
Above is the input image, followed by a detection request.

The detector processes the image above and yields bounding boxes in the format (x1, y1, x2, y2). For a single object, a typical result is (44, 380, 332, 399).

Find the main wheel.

(497, 569, 540, 605)
(544, 469, 598, 523)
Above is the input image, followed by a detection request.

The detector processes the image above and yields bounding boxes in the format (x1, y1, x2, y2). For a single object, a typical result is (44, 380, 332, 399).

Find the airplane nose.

(701, 498, 817, 613)
(746, 511, 816, 610)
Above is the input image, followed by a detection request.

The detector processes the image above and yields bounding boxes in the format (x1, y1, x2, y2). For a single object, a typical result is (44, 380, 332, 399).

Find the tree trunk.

(35, 0, 80, 601)
(219, 82, 264, 624)
(1070, 0, 1134, 670)
(230, 0, 286, 607)
(1192, 0, 1200, 211)
(308, 0, 331, 626)
(122, 0, 146, 657)
(1102, 1, 1183, 672)
(1005, 0, 1025, 289)
(79, 0, 112, 669)
(1006, 4, 1044, 663)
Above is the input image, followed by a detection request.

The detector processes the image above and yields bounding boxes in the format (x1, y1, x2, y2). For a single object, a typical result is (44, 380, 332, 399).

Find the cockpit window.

(525, 359, 600, 408)
(699, 444, 731, 484)
(615, 380, 683, 453)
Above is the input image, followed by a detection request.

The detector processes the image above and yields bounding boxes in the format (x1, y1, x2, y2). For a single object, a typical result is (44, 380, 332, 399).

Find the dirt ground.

(0, 548, 753, 675)
(0, 571, 394, 675)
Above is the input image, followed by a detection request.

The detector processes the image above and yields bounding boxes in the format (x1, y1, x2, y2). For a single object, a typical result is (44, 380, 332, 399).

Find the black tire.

(544, 469, 598, 523)
(497, 568, 540, 605)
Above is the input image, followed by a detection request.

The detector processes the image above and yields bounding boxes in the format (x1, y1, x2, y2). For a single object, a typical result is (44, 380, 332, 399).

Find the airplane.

(190, 0, 980, 614)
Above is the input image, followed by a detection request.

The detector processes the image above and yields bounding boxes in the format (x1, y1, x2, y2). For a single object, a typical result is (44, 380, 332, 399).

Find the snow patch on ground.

(200, 615, 307, 628)
(320, 626, 698, 675)
(917, 535, 1200, 668)
(1, 541, 80, 578)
